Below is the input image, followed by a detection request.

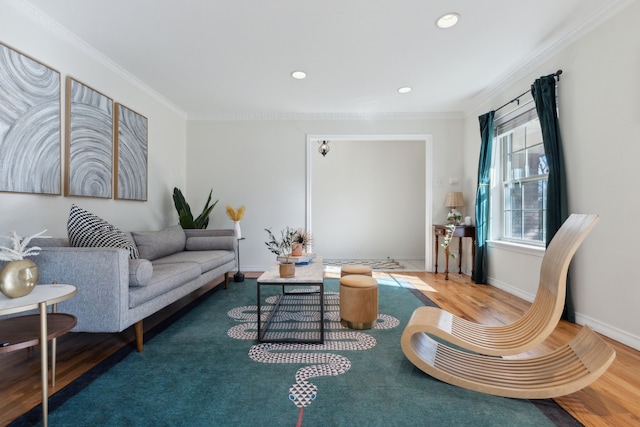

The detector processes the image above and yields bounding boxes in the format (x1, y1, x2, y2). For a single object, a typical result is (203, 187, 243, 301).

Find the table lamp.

(445, 192, 464, 224)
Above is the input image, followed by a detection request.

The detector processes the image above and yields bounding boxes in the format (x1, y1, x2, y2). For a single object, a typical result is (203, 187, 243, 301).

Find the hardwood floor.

(1, 272, 638, 426)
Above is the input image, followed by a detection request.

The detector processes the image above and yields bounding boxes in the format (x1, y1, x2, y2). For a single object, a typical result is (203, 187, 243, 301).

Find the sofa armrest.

(35, 246, 130, 333)
(184, 229, 238, 252)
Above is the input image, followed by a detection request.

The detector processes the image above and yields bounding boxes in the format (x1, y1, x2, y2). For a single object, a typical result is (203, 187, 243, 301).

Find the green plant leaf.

(173, 187, 218, 229)
(173, 188, 193, 223)
(178, 209, 196, 229)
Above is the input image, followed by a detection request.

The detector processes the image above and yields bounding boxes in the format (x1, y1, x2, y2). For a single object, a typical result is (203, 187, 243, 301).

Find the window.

(493, 102, 548, 246)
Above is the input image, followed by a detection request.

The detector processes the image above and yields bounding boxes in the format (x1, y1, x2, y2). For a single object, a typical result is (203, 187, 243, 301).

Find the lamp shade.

(445, 192, 464, 208)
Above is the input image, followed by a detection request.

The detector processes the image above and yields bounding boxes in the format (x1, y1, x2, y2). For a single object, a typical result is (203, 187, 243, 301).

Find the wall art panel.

(65, 77, 113, 198)
(114, 103, 148, 201)
(0, 42, 61, 195)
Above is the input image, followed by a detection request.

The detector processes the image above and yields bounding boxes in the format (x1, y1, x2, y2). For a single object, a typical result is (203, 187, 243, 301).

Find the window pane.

(511, 127, 526, 152)
(505, 183, 522, 210)
(522, 181, 543, 210)
(528, 145, 547, 177)
(526, 121, 542, 146)
(509, 211, 522, 239)
(511, 151, 526, 179)
(522, 211, 543, 242)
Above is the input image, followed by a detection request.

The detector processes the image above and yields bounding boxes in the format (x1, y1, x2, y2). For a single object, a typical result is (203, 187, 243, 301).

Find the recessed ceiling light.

(291, 71, 307, 80)
(436, 13, 460, 29)
(398, 87, 412, 94)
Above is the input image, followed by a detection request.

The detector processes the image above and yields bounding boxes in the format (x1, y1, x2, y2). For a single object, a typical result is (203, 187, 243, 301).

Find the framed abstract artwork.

(0, 42, 61, 195)
(114, 103, 148, 201)
(65, 77, 113, 198)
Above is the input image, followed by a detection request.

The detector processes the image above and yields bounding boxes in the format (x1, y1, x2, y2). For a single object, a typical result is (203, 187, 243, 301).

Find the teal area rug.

(12, 278, 580, 426)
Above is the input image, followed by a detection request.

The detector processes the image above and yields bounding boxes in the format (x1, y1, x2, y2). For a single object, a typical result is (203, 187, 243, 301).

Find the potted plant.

(172, 187, 218, 229)
(291, 229, 313, 256)
(264, 227, 297, 278)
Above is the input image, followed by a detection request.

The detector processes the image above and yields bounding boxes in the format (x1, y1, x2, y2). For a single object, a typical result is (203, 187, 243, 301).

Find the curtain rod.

(494, 70, 562, 113)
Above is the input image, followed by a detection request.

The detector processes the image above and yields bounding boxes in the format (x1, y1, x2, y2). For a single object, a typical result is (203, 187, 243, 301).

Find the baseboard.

(489, 276, 640, 351)
(487, 276, 536, 303)
(575, 313, 640, 351)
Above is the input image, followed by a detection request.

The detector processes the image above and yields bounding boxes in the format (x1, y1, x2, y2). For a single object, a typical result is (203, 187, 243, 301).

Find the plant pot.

(291, 243, 303, 256)
(279, 262, 295, 278)
(0, 259, 39, 298)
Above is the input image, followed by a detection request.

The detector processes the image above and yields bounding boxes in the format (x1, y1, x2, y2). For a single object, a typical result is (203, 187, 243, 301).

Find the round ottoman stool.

(340, 264, 373, 277)
(339, 274, 378, 330)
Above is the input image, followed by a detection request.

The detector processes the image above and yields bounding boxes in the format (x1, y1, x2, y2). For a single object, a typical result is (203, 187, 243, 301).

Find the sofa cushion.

(131, 225, 186, 261)
(186, 235, 235, 251)
(129, 259, 153, 287)
(129, 262, 200, 308)
(67, 204, 139, 259)
(153, 250, 235, 274)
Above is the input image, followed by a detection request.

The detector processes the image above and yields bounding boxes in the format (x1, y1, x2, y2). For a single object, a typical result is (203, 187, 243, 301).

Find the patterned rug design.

(227, 289, 400, 426)
(11, 279, 581, 427)
(323, 258, 405, 270)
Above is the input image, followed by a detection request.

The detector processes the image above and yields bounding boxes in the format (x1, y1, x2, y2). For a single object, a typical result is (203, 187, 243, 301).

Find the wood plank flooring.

(1, 272, 638, 426)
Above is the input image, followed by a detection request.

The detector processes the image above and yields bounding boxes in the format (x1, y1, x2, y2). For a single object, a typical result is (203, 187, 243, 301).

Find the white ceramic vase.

(234, 221, 242, 239)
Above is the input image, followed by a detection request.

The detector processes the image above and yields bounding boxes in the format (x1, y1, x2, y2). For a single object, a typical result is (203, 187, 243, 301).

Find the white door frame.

(305, 134, 433, 271)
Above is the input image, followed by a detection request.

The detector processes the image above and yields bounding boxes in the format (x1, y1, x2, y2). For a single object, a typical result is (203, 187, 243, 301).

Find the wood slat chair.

(401, 323, 615, 399)
(415, 213, 600, 356)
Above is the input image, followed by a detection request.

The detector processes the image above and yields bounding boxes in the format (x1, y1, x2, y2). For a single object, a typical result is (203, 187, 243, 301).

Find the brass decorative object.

(0, 259, 39, 298)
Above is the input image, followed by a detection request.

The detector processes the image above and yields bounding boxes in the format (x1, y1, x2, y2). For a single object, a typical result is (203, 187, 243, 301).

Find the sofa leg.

(225, 272, 229, 289)
(134, 320, 144, 352)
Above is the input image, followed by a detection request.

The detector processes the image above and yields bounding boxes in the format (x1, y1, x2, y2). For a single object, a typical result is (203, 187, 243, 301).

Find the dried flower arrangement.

(226, 205, 246, 221)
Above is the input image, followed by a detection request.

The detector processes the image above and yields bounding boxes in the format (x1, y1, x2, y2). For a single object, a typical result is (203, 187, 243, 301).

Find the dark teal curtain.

(473, 111, 494, 284)
(531, 74, 573, 321)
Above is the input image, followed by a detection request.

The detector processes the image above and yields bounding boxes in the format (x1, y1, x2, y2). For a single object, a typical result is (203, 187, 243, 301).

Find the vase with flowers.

(226, 205, 246, 239)
(0, 230, 48, 298)
(264, 227, 297, 277)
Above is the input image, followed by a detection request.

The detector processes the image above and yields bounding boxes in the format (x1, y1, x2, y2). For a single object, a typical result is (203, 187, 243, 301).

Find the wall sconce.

(318, 140, 330, 157)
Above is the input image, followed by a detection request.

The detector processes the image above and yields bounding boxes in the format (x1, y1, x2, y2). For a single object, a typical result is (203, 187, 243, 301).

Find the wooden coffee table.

(257, 257, 324, 343)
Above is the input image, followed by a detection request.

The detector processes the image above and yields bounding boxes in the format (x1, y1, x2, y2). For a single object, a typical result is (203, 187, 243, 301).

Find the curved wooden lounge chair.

(401, 323, 615, 399)
(415, 213, 599, 356)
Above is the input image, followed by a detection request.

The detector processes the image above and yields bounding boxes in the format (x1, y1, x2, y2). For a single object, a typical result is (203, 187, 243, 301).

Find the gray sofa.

(30, 225, 237, 351)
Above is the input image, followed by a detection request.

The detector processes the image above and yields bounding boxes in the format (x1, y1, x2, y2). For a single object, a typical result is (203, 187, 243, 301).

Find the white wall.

(310, 138, 426, 260)
(461, 1, 640, 349)
(187, 118, 463, 270)
(0, 2, 188, 238)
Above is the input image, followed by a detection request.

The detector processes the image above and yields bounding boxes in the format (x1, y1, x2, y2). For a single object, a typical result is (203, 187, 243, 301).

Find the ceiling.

(17, 0, 628, 119)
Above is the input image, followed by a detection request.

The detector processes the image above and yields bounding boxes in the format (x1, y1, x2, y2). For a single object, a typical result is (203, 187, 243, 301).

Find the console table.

(433, 225, 476, 281)
(0, 284, 77, 427)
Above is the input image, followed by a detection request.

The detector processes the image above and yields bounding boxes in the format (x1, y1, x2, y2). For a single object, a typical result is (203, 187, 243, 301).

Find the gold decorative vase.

(0, 259, 39, 298)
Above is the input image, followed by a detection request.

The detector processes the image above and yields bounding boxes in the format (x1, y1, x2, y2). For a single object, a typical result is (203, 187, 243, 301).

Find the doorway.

(305, 134, 433, 271)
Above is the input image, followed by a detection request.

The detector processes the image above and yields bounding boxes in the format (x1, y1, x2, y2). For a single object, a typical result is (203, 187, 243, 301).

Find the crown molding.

(11, 0, 187, 119)
(187, 111, 463, 122)
(463, 0, 635, 117)
(13, 0, 631, 122)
